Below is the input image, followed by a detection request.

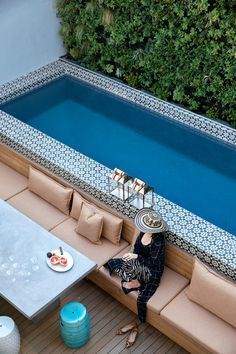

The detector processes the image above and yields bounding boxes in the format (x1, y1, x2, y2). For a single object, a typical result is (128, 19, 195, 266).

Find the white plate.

(46, 249, 74, 272)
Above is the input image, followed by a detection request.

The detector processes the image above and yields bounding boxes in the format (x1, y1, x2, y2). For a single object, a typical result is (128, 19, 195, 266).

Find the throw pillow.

(28, 166, 73, 215)
(70, 191, 123, 245)
(185, 257, 236, 328)
(75, 203, 103, 245)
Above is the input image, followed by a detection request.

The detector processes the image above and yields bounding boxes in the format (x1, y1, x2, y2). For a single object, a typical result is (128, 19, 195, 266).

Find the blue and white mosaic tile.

(0, 59, 236, 280)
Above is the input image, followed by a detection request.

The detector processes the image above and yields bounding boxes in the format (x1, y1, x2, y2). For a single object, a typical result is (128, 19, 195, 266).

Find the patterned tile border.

(0, 59, 235, 280)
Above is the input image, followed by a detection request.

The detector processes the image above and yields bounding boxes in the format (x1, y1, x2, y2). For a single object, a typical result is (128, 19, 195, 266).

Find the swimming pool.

(1, 75, 236, 236)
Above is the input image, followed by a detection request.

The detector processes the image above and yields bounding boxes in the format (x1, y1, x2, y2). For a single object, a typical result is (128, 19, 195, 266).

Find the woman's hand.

(122, 253, 138, 261)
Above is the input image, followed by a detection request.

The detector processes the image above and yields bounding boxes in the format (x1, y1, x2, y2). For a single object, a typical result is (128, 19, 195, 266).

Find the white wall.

(0, 0, 65, 84)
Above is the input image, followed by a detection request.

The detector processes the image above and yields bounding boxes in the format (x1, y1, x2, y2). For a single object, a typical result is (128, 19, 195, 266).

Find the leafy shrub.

(57, 0, 236, 127)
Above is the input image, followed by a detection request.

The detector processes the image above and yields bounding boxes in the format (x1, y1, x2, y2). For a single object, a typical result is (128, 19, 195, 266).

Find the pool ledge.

(0, 59, 235, 280)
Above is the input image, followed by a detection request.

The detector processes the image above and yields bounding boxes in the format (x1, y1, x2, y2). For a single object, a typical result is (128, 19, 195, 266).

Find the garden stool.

(60, 302, 90, 349)
(0, 316, 20, 354)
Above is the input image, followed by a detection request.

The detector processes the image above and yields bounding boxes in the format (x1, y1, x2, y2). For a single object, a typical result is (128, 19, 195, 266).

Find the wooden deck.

(1, 279, 188, 354)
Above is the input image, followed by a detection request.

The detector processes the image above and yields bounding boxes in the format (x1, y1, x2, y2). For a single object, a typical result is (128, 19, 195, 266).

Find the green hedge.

(57, 0, 236, 127)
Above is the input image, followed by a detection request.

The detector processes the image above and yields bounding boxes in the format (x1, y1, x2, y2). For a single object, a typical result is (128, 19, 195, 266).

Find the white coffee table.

(0, 199, 96, 320)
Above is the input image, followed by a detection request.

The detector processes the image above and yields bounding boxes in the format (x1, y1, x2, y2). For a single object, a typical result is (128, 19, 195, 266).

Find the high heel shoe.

(126, 326, 138, 348)
(116, 322, 136, 335)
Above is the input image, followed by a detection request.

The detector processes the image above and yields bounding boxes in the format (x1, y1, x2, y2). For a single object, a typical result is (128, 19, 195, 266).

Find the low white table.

(0, 199, 96, 320)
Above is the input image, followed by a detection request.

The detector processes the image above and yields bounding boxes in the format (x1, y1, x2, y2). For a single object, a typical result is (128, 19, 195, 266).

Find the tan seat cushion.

(0, 162, 28, 200)
(99, 246, 189, 314)
(7, 190, 69, 230)
(75, 203, 103, 245)
(161, 288, 236, 354)
(51, 217, 129, 268)
(28, 167, 73, 215)
(71, 191, 123, 245)
(186, 257, 236, 329)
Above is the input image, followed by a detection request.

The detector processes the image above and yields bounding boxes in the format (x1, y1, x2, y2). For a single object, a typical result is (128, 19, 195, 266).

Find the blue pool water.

(1, 76, 236, 235)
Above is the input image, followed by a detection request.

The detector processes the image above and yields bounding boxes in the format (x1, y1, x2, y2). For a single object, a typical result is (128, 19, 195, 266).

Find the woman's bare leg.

(122, 279, 141, 289)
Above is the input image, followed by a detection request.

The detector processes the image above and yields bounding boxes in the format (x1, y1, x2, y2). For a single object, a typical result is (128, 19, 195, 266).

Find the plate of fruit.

(46, 248, 73, 272)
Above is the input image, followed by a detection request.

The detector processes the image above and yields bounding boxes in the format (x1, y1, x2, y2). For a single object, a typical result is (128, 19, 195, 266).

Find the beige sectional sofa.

(1, 154, 236, 354)
(6, 167, 130, 268)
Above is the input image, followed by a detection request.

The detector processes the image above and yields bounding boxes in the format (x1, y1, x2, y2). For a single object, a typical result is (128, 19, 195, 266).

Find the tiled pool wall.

(0, 59, 235, 280)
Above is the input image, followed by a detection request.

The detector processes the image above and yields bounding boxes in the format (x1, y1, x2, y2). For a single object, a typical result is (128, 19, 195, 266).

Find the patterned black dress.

(105, 231, 165, 322)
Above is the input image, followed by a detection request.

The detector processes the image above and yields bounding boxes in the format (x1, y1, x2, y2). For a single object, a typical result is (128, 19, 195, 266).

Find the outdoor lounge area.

(0, 145, 236, 354)
(0, 149, 190, 353)
(1, 2, 236, 353)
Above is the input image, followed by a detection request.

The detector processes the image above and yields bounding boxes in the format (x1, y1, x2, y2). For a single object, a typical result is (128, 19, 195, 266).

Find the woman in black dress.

(105, 208, 167, 348)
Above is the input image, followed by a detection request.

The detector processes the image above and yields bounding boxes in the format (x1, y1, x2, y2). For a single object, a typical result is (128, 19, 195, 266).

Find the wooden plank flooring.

(0, 279, 189, 354)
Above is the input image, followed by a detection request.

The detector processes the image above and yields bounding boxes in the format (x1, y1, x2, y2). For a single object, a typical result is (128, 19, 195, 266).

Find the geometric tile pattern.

(0, 59, 235, 280)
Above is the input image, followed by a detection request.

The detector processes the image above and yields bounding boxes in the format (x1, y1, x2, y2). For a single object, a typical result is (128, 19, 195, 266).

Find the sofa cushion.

(28, 167, 73, 215)
(7, 190, 69, 230)
(161, 288, 236, 354)
(70, 191, 123, 245)
(186, 258, 236, 329)
(0, 162, 28, 200)
(75, 203, 103, 245)
(99, 247, 189, 314)
(51, 217, 129, 268)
